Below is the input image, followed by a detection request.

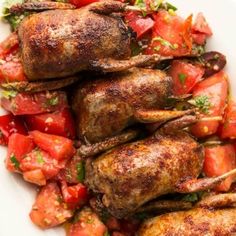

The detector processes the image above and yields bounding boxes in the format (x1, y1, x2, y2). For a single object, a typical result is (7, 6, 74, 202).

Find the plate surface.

(0, 0, 236, 235)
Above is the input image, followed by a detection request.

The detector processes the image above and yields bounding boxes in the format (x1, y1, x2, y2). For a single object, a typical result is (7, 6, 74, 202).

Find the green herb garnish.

(2, 90, 18, 99)
(76, 162, 85, 182)
(36, 150, 45, 164)
(189, 95, 212, 114)
(103, 231, 110, 236)
(152, 36, 177, 50)
(10, 154, 20, 169)
(178, 73, 187, 85)
(182, 193, 198, 202)
(48, 96, 59, 106)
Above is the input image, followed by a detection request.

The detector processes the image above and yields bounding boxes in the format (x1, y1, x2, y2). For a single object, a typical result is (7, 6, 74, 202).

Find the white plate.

(0, 0, 236, 235)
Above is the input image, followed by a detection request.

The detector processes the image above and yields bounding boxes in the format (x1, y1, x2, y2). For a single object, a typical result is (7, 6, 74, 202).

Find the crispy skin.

(72, 68, 172, 143)
(138, 208, 236, 236)
(18, 2, 130, 80)
(85, 131, 203, 218)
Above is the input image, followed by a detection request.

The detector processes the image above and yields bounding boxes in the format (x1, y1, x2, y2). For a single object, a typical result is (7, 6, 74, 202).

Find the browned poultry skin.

(138, 208, 236, 236)
(85, 131, 203, 218)
(18, 1, 130, 80)
(72, 68, 172, 143)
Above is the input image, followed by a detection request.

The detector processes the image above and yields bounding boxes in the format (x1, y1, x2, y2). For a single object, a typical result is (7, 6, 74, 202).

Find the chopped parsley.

(182, 193, 198, 202)
(2, 90, 18, 99)
(48, 96, 59, 106)
(189, 95, 212, 114)
(152, 36, 178, 50)
(10, 154, 20, 169)
(178, 73, 187, 85)
(2, 0, 28, 31)
(76, 162, 85, 182)
(36, 150, 45, 164)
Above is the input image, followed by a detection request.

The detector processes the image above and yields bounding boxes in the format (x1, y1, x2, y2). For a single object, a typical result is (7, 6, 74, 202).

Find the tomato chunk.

(204, 144, 236, 192)
(23, 169, 46, 186)
(30, 182, 73, 229)
(190, 71, 228, 137)
(20, 148, 66, 182)
(1, 91, 68, 115)
(0, 114, 27, 145)
(0, 61, 27, 83)
(146, 10, 192, 56)
(125, 11, 154, 38)
(5, 133, 35, 172)
(29, 130, 75, 160)
(0, 32, 19, 58)
(68, 207, 107, 236)
(69, 0, 99, 8)
(61, 181, 88, 209)
(168, 60, 205, 95)
(57, 155, 84, 184)
(192, 12, 213, 36)
(220, 100, 236, 139)
(25, 108, 76, 139)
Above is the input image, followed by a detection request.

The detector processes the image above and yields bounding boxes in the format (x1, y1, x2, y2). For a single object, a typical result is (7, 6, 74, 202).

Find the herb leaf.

(76, 162, 85, 182)
(182, 193, 198, 202)
(103, 231, 110, 236)
(36, 150, 45, 164)
(48, 96, 59, 106)
(178, 73, 187, 85)
(10, 154, 20, 169)
(152, 36, 177, 50)
(2, 90, 18, 99)
(189, 95, 212, 114)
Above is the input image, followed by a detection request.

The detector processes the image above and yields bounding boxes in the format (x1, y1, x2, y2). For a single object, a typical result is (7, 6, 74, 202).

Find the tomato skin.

(220, 100, 236, 139)
(168, 60, 205, 95)
(204, 144, 236, 192)
(0, 61, 27, 83)
(190, 71, 228, 137)
(20, 148, 66, 181)
(69, 0, 99, 8)
(25, 108, 76, 139)
(30, 182, 73, 229)
(0, 114, 27, 145)
(192, 32, 207, 45)
(5, 133, 35, 172)
(1, 91, 68, 115)
(125, 11, 154, 38)
(29, 130, 75, 160)
(146, 10, 192, 56)
(68, 207, 107, 236)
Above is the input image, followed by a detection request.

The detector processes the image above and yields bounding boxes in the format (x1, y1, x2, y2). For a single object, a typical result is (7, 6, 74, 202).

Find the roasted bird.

(85, 116, 236, 218)
(138, 193, 236, 236)
(72, 67, 192, 143)
(13, 0, 160, 80)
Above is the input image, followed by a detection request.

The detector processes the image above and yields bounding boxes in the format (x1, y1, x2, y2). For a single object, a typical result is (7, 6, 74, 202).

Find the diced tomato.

(20, 148, 66, 181)
(68, 207, 107, 236)
(5, 133, 35, 172)
(25, 108, 76, 139)
(192, 13, 213, 36)
(204, 144, 236, 192)
(168, 60, 205, 95)
(61, 181, 88, 209)
(146, 10, 192, 56)
(192, 32, 207, 45)
(220, 100, 236, 139)
(30, 182, 73, 229)
(0, 61, 27, 83)
(0, 114, 27, 145)
(23, 169, 46, 186)
(125, 11, 154, 39)
(190, 71, 228, 137)
(0, 32, 19, 58)
(29, 130, 75, 160)
(1, 91, 68, 115)
(57, 155, 84, 184)
(69, 0, 99, 8)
